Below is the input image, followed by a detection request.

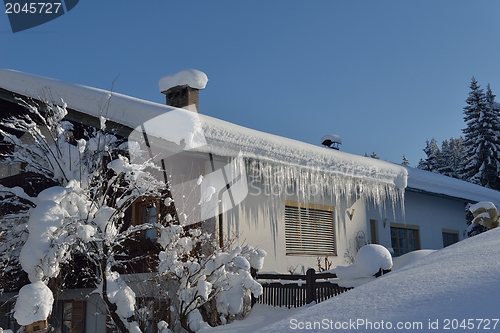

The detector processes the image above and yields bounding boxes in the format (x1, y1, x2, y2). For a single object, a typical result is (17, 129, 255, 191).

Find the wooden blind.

(153, 299, 170, 333)
(284, 203, 335, 256)
(71, 301, 86, 333)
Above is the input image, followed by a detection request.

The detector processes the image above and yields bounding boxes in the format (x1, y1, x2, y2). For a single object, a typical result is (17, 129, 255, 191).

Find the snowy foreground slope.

(201, 228, 500, 332)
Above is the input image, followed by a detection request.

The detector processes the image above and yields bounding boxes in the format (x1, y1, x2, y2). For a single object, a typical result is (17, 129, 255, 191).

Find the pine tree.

(401, 155, 410, 166)
(417, 138, 440, 172)
(437, 137, 464, 179)
(484, 84, 500, 189)
(450, 137, 465, 178)
(437, 139, 452, 176)
(460, 78, 500, 190)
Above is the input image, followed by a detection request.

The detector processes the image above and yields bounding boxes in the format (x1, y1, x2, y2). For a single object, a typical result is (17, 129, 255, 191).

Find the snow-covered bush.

(1, 98, 266, 333)
(0, 99, 167, 332)
(157, 224, 266, 332)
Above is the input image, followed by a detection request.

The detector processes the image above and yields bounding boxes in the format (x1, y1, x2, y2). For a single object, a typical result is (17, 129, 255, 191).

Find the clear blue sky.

(2, 1, 500, 166)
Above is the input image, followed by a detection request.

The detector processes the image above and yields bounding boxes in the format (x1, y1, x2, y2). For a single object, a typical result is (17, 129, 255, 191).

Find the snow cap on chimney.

(159, 69, 208, 113)
(159, 69, 208, 92)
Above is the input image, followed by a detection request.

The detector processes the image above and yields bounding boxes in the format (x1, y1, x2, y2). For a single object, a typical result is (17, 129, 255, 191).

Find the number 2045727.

(5, 2, 62, 14)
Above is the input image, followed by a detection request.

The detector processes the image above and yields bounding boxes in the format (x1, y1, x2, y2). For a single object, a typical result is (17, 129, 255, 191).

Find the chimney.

(321, 134, 342, 150)
(159, 69, 208, 113)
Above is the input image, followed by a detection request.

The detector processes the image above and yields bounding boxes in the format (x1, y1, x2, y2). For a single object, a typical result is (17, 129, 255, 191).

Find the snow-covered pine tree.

(460, 79, 500, 190)
(436, 139, 452, 176)
(417, 138, 440, 172)
(449, 137, 464, 178)
(437, 137, 464, 179)
(401, 155, 410, 166)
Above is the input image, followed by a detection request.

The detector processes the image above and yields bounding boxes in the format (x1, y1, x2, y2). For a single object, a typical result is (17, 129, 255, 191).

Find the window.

(390, 223, 420, 256)
(369, 219, 378, 244)
(49, 301, 86, 333)
(0, 302, 18, 331)
(442, 229, 459, 247)
(284, 201, 335, 256)
(134, 200, 159, 240)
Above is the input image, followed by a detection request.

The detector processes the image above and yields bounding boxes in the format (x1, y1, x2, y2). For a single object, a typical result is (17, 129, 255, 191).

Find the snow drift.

(254, 228, 500, 333)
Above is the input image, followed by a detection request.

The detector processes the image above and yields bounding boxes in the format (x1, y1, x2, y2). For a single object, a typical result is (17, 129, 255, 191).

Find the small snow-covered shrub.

(157, 224, 266, 332)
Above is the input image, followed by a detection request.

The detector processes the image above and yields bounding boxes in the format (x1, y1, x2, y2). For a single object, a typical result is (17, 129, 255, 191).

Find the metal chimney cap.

(321, 134, 342, 149)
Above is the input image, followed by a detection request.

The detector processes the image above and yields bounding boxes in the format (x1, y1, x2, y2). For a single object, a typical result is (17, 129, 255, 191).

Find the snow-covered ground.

(201, 228, 500, 332)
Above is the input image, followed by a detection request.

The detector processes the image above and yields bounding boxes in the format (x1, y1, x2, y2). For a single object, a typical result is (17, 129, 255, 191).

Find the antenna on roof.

(321, 134, 342, 150)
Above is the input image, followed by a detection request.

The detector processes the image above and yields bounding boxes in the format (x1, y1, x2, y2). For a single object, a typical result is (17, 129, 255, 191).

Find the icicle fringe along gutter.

(243, 159, 405, 215)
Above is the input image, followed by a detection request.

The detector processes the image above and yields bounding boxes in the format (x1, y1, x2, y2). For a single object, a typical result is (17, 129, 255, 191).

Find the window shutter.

(71, 301, 86, 333)
(153, 299, 171, 333)
(285, 203, 335, 255)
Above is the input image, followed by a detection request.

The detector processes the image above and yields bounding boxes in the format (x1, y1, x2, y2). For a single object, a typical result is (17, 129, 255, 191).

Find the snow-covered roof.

(158, 69, 208, 92)
(0, 69, 407, 191)
(405, 166, 500, 206)
(1, 69, 498, 206)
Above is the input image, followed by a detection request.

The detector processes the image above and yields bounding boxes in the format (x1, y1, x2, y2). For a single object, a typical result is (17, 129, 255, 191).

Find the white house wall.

(367, 190, 466, 252)
(221, 174, 372, 274)
(84, 294, 108, 333)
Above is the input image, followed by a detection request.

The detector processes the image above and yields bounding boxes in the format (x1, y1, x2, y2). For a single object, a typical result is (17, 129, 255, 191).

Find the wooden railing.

(255, 268, 390, 308)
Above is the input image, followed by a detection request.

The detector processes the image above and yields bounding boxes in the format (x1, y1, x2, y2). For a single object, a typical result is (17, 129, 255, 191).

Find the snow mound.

(391, 249, 436, 271)
(158, 69, 208, 92)
(355, 244, 393, 273)
(14, 281, 53, 326)
(256, 228, 500, 333)
(335, 244, 393, 279)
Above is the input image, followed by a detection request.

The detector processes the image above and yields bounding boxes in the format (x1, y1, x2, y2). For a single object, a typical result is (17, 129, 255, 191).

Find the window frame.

(49, 300, 86, 333)
(133, 199, 160, 241)
(390, 223, 420, 256)
(284, 200, 336, 256)
(442, 229, 459, 247)
(369, 219, 378, 244)
(0, 302, 18, 331)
